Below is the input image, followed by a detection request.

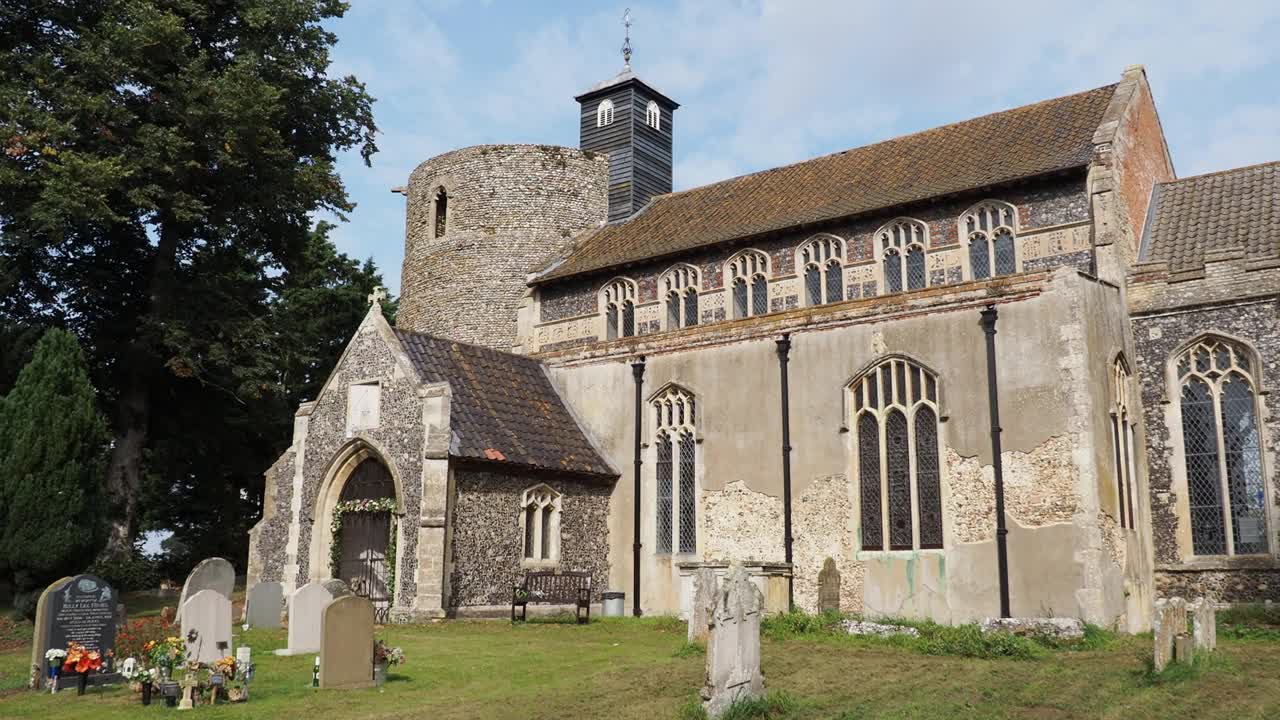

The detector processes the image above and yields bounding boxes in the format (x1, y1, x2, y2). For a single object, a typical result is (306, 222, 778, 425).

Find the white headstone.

(276, 583, 332, 656)
(244, 582, 283, 629)
(175, 557, 235, 624)
(701, 564, 764, 717)
(236, 647, 251, 666)
(181, 589, 233, 665)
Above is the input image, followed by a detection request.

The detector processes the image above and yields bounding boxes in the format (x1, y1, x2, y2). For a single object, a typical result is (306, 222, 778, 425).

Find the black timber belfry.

(576, 69, 678, 222)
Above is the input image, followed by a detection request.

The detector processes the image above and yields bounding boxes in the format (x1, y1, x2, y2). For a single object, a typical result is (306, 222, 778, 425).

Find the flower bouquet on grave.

(144, 635, 187, 679)
(61, 642, 103, 696)
(44, 648, 66, 693)
(123, 666, 154, 704)
(211, 656, 237, 702)
(372, 639, 404, 686)
(226, 660, 253, 703)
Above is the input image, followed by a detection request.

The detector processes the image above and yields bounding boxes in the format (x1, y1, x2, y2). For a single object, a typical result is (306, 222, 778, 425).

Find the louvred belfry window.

(962, 201, 1018, 280)
(851, 358, 943, 551)
(1175, 337, 1269, 556)
(653, 386, 698, 555)
(875, 219, 928, 294)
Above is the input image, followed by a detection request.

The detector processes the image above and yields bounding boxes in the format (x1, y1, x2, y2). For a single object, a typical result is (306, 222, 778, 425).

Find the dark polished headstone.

(37, 574, 118, 671)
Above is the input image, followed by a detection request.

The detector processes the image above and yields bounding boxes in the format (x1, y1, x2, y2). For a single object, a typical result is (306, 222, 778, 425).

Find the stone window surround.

(1162, 332, 1276, 561)
(795, 233, 846, 307)
(725, 249, 771, 319)
(659, 263, 701, 331)
(519, 483, 562, 568)
(647, 383, 701, 557)
(1110, 354, 1139, 531)
(345, 379, 382, 437)
(597, 99, 615, 127)
(873, 218, 930, 294)
(845, 355, 948, 553)
(600, 276, 639, 340)
(959, 199, 1020, 280)
(430, 184, 452, 240)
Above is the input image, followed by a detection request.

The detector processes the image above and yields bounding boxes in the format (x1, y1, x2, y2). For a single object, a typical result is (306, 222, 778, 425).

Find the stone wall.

(247, 449, 294, 587)
(448, 468, 612, 609)
(398, 144, 609, 350)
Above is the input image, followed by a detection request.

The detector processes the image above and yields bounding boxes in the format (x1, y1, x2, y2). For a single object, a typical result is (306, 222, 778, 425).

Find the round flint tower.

(397, 144, 608, 350)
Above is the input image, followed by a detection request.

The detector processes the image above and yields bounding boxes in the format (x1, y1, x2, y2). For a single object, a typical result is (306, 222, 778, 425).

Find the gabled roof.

(536, 83, 1118, 283)
(1140, 161, 1280, 272)
(393, 329, 616, 479)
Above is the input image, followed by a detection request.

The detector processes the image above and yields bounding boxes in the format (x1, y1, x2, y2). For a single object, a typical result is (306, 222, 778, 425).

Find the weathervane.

(621, 8, 632, 69)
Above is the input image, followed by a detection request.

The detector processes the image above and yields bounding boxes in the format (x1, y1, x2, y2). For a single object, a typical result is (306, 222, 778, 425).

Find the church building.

(246, 57, 1280, 631)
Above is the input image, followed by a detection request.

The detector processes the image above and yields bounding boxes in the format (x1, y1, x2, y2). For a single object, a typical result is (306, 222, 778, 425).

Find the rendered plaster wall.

(448, 468, 611, 609)
(545, 267, 1141, 626)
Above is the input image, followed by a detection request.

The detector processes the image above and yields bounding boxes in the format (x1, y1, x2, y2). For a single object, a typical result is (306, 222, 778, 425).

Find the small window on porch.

(521, 485, 562, 564)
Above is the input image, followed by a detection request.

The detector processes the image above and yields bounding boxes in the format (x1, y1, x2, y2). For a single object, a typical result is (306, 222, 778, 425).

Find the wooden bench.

(511, 570, 592, 624)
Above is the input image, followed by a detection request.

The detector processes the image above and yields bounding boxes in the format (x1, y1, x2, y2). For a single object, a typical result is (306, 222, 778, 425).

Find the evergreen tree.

(0, 328, 109, 610)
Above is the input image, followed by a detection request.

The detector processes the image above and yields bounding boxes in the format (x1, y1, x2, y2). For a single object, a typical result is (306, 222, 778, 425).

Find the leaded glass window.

(667, 293, 680, 331)
(1175, 337, 1269, 556)
(969, 238, 990, 280)
(660, 264, 700, 330)
(797, 235, 845, 306)
(962, 201, 1017, 279)
(993, 229, 1016, 275)
(751, 275, 768, 316)
(805, 265, 821, 306)
(606, 305, 618, 341)
(602, 278, 638, 340)
(852, 357, 944, 552)
(906, 246, 926, 290)
(884, 250, 902, 293)
(622, 300, 635, 337)
(653, 386, 698, 555)
(825, 260, 843, 303)
(726, 250, 770, 318)
(684, 289, 699, 327)
(733, 278, 748, 318)
(875, 219, 928, 295)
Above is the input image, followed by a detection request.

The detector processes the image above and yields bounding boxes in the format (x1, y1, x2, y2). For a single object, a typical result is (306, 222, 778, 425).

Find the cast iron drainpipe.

(775, 334, 795, 612)
(631, 356, 646, 617)
(980, 305, 1012, 618)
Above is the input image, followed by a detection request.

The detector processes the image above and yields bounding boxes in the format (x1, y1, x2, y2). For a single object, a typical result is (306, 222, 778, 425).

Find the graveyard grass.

(3, 604, 1280, 718)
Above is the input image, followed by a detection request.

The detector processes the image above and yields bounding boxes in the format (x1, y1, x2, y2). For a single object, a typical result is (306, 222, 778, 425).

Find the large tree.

(0, 1, 378, 558)
(0, 328, 110, 611)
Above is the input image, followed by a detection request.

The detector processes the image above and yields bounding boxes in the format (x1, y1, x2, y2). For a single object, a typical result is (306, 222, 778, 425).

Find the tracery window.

(798, 235, 845, 306)
(1175, 336, 1269, 556)
(962, 201, 1017, 280)
(433, 187, 448, 238)
(653, 386, 697, 554)
(602, 278, 638, 340)
(851, 358, 943, 551)
(726, 250, 770, 319)
(645, 100, 661, 130)
(521, 485, 561, 563)
(875, 219, 928, 293)
(1111, 357, 1138, 530)
(597, 99, 615, 127)
(660, 264, 700, 330)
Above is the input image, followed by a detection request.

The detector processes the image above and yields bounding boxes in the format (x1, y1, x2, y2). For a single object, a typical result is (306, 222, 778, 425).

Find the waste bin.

(602, 590, 625, 617)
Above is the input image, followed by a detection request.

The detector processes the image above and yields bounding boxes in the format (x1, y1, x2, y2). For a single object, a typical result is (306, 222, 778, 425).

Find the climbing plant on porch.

(329, 497, 398, 605)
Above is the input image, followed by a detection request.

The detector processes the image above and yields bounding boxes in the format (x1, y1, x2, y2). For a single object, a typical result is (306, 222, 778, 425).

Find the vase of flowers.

(372, 639, 404, 686)
(62, 642, 102, 696)
(44, 648, 65, 692)
(144, 635, 187, 680)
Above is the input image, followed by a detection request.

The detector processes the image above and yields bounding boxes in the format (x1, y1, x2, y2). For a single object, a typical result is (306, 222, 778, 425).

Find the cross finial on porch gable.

(367, 286, 387, 306)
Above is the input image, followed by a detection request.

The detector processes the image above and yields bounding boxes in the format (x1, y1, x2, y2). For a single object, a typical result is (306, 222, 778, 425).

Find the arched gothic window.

(660, 264, 700, 330)
(726, 250, 770, 319)
(645, 100, 661, 130)
(851, 358, 943, 551)
(1111, 357, 1138, 530)
(797, 235, 845, 306)
(597, 99, 615, 127)
(962, 201, 1017, 280)
(433, 186, 448, 239)
(653, 386, 698, 554)
(601, 278, 638, 340)
(1175, 336, 1269, 556)
(875, 219, 928, 293)
(521, 485, 561, 563)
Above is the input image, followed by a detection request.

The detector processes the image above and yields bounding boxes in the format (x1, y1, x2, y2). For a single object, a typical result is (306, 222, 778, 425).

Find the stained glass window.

(886, 410, 913, 550)
(906, 246, 926, 290)
(806, 265, 822, 306)
(679, 432, 697, 554)
(858, 413, 882, 551)
(655, 432, 673, 554)
(825, 260, 843, 303)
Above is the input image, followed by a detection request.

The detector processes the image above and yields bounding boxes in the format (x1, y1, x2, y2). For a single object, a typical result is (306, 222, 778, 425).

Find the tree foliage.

(0, 328, 110, 611)
(0, 0, 380, 561)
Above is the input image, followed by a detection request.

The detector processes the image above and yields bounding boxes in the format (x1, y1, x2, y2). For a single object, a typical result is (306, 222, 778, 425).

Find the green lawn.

(2, 614, 1279, 719)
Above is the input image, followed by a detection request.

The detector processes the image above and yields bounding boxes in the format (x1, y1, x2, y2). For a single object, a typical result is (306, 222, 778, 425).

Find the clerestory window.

(962, 201, 1017, 280)
(798, 235, 845, 306)
(602, 277, 638, 340)
(661, 264, 700, 330)
(726, 250, 770, 319)
(876, 219, 928, 293)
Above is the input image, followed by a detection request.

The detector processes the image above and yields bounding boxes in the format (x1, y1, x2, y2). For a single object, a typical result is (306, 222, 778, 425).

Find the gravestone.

(174, 557, 234, 624)
(688, 568, 718, 644)
(244, 582, 283, 629)
(1188, 598, 1217, 653)
(28, 575, 71, 688)
(322, 579, 352, 599)
(319, 595, 375, 689)
(817, 558, 841, 613)
(1152, 597, 1187, 672)
(276, 582, 332, 656)
(181, 589, 233, 665)
(701, 564, 764, 717)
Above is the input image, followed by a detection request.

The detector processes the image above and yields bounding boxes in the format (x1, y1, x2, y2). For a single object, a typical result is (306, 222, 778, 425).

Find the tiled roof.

(393, 329, 615, 479)
(1141, 161, 1280, 272)
(537, 84, 1118, 283)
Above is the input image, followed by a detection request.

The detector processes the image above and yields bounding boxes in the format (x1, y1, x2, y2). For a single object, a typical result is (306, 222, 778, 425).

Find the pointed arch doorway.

(333, 457, 396, 621)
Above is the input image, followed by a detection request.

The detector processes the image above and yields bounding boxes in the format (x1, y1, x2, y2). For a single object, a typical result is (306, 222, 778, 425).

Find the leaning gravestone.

(276, 582, 332, 656)
(818, 558, 841, 613)
(181, 589, 233, 664)
(688, 567, 718, 644)
(701, 564, 764, 717)
(28, 575, 71, 688)
(319, 595, 375, 689)
(34, 575, 123, 689)
(244, 582, 284, 629)
(174, 557, 235, 624)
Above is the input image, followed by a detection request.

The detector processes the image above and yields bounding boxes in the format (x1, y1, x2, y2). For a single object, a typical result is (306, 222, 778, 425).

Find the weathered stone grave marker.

(275, 582, 333, 656)
(1188, 598, 1217, 653)
(701, 564, 764, 717)
(319, 595, 375, 689)
(28, 575, 71, 688)
(1152, 596, 1188, 671)
(175, 557, 234, 624)
(31, 574, 122, 689)
(244, 582, 283, 629)
(688, 567, 718, 644)
(817, 557, 841, 613)
(322, 579, 352, 599)
(181, 589, 233, 664)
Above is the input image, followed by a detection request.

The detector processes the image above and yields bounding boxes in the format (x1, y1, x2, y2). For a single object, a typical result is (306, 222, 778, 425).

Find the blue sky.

(320, 1, 1280, 294)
